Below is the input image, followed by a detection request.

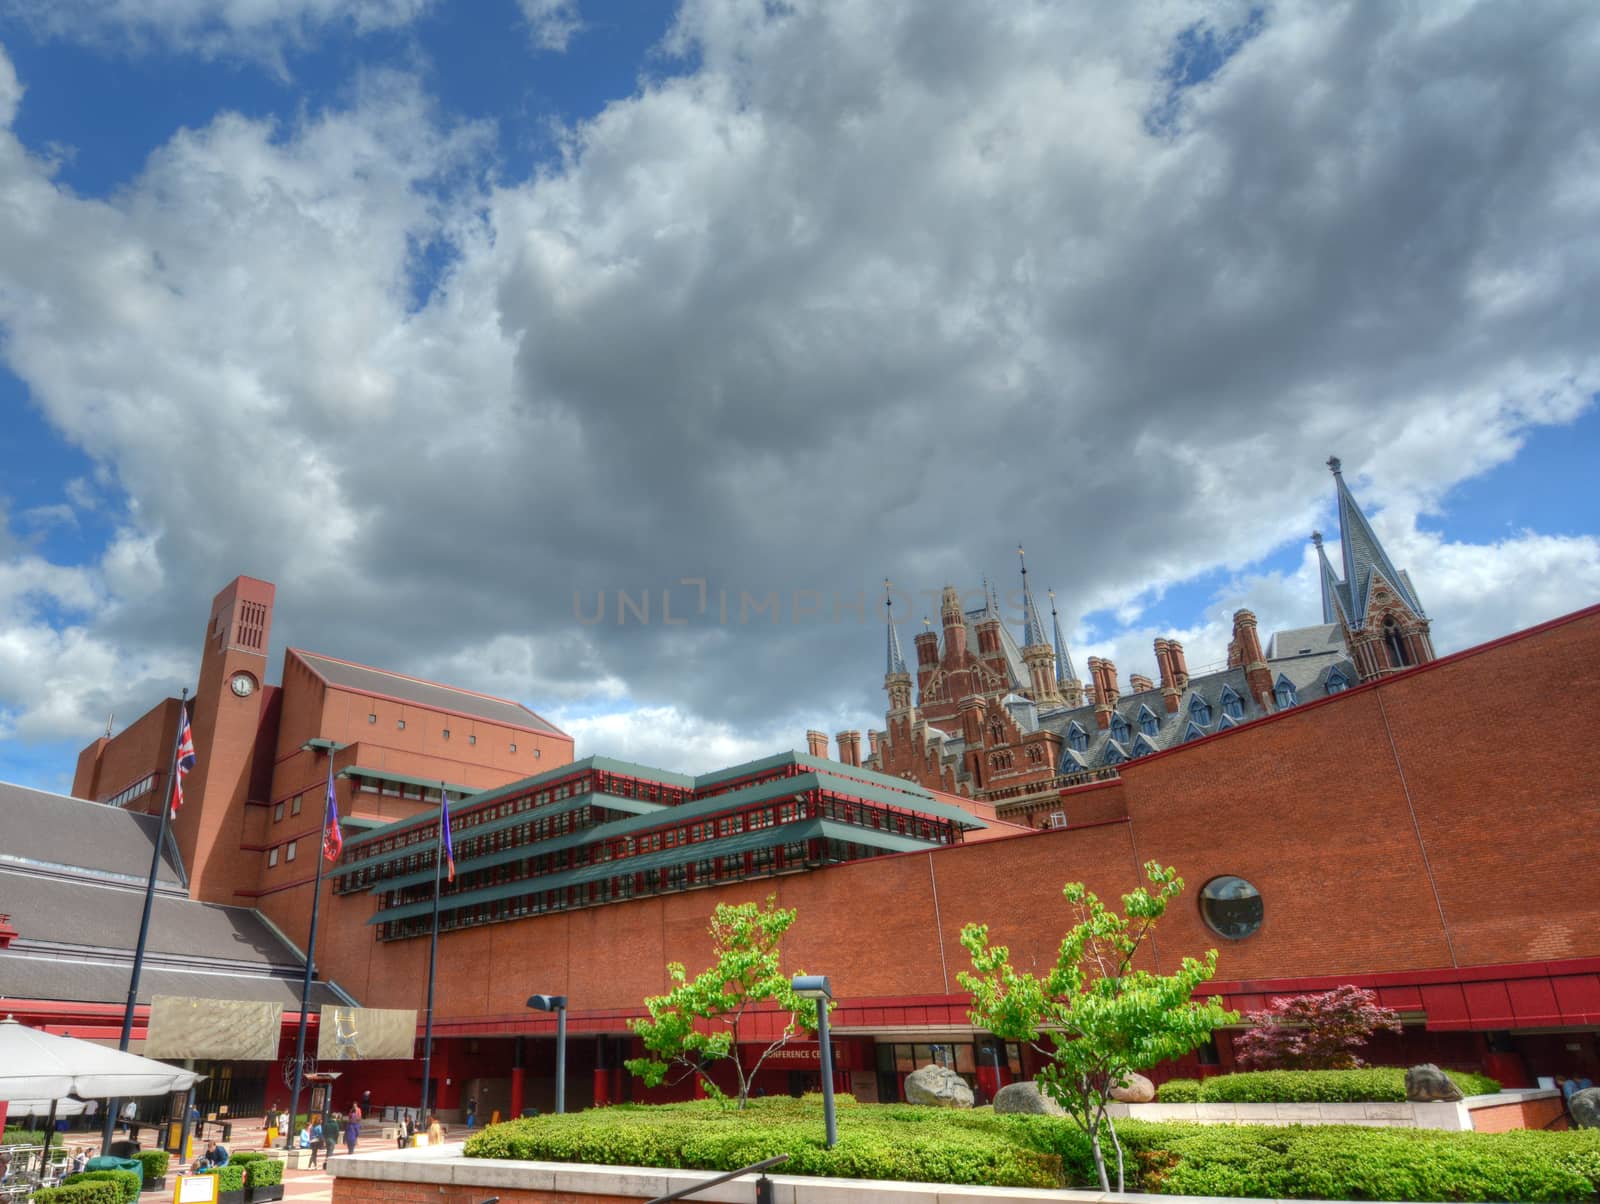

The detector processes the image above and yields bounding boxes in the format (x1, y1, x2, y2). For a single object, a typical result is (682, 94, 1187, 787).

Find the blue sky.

(1, 0, 1597, 787)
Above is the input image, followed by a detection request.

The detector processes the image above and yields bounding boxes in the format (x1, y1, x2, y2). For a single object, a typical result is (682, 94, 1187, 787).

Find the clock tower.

(174, 575, 276, 903)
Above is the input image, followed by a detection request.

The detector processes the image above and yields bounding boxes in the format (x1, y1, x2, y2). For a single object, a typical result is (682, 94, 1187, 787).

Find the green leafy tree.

(625, 896, 823, 1109)
(959, 862, 1237, 1193)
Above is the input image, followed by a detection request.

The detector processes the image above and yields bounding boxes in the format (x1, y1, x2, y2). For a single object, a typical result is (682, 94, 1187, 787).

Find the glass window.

(273, 802, 284, 822)
(368, 713, 377, 724)
(286, 840, 298, 862)
(442, 729, 451, 741)
(1199, 875, 1262, 939)
(1274, 676, 1298, 708)
(291, 795, 302, 816)
(397, 719, 406, 730)
(1221, 687, 1244, 720)
(468, 734, 477, 745)
(1189, 696, 1212, 725)
(1139, 707, 1159, 737)
(510, 743, 518, 753)
(894, 1044, 915, 1073)
(1110, 714, 1130, 743)
(1326, 668, 1349, 695)
(268, 847, 278, 867)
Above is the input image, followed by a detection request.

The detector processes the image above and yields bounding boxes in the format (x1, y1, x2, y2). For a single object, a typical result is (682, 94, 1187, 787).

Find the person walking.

(465, 1098, 476, 1130)
(264, 1103, 280, 1150)
(344, 1106, 360, 1155)
(425, 1115, 443, 1147)
(306, 1119, 324, 1170)
(120, 1100, 138, 1140)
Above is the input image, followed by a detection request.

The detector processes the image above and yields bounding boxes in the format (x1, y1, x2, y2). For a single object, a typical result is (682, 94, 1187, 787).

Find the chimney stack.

(1088, 657, 1119, 729)
(867, 730, 882, 758)
(1129, 673, 1155, 694)
(806, 730, 828, 758)
(1155, 638, 1181, 713)
(1168, 640, 1190, 691)
(836, 730, 862, 767)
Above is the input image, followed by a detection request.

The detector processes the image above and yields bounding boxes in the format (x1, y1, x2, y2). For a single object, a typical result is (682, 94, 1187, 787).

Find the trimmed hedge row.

(230, 1153, 284, 1187)
(1156, 1067, 1501, 1103)
(33, 1182, 122, 1204)
(2, 1127, 48, 1145)
(464, 1097, 1600, 1200)
(135, 1149, 171, 1187)
(61, 1170, 141, 1204)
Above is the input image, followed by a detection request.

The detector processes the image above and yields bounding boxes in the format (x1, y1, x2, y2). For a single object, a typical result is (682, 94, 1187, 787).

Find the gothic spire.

(1311, 531, 1346, 625)
(1327, 456, 1426, 624)
(884, 578, 908, 676)
(1018, 544, 1049, 649)
(1049, 589, 1079, 684)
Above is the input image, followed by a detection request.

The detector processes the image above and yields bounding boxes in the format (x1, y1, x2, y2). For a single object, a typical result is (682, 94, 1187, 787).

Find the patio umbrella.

(0, 1017, 202, 1172)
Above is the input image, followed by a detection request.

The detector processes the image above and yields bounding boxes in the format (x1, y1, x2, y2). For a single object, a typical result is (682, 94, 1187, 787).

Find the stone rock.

(1109, 1073, 1156, 1103)
(1571, 1088, 1600, 1129)
(992, 1082, 1064, 1116)
(1405, 1064, 1465, 1102)
(904, 1064, 975, 1108)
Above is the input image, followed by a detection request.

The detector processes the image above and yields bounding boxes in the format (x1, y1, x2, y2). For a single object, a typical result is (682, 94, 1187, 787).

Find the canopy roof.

(0, 1017, 202, 1101)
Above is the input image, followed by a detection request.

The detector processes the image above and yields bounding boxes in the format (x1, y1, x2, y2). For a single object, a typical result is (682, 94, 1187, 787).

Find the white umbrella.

(0, 1017, 202, 1100)
(6, 1098, 89, 1117)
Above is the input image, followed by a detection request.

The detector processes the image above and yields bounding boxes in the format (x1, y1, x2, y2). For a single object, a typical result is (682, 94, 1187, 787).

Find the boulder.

(1571, 1087, 1600, 1129)
(992, 1082, 1064, 1116)
(904, 1064, 974, 1108)
(1405, 1064, 1465, 1102)
(1109, 1073, 1156, 1103)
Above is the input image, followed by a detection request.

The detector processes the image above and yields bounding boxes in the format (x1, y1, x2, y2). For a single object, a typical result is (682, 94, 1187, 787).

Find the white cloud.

(518, 0, 582, 52)
(0, 2, 1598, 767)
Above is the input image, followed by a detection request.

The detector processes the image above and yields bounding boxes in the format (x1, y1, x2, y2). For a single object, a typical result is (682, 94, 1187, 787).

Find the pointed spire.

(1018, 545, 1049, 649)
(884, 578, 908, 676)
(1049, 589, 1079, 684)
(1328, 456, 1425, 622)
(1311, 531, 1346, 625)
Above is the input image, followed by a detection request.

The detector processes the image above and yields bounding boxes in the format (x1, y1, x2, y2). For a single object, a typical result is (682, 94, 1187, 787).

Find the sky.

(1, 0, 1597, 793)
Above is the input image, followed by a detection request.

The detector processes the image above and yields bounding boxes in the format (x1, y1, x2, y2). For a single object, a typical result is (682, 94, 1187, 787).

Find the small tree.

(959, 862, 1236, 1193)
(625, 896, 822, 1109)
(1233, 984, 1402, 1070)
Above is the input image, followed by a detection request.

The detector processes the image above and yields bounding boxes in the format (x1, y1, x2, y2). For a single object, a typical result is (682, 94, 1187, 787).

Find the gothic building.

(865, 459, 1434, 820)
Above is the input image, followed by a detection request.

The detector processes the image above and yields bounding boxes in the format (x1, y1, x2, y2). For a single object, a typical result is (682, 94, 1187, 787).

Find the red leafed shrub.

(1234, 985, 1402, 1070)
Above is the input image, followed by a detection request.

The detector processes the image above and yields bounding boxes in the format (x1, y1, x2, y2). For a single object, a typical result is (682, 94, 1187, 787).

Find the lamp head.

(526, 994, 567, 1011)
(790, 974, 832, 1001)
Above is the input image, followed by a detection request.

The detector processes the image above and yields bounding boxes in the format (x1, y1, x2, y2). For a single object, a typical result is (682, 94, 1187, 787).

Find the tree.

(959, 862, 1236, 1193)
(625, 896, 822, 1109)
(1233, 984, 1402, 1070)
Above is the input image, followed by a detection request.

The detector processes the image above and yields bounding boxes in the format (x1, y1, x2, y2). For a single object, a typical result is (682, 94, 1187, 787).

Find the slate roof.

(0, 951, 348, 1009)
(0, 781, 183, 888)
(1266, 623, 1346, 659)
(293, 649, 567, 735)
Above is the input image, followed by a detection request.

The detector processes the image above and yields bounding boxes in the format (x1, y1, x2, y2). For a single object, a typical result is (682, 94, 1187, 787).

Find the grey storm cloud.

(0, 0, 1598, 767)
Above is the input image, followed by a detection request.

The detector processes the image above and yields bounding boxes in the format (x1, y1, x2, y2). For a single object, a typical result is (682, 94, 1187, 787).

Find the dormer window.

(1067, 722, 1089, 753)
(1274, 674, 1298, 709)
(1220, 685, 1244, 721)
(1102, 742, 1126, 767)
(1131, 734, 1159, 758)
(1183, 721, 1207, 743)
(1325, 666, 1350, 695)
(1217, 713, 1237, 731)
(1189, 695, 1212, 726)
(1110, 713, 1131, 744)
(1138, 705, 1160, 738)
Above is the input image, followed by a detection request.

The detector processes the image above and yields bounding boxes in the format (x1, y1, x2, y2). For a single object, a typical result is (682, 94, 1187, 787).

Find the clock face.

(230, 673, 256, 698)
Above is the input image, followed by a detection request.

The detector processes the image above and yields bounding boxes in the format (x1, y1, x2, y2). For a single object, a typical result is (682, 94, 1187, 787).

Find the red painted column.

(592, 1069, 610, 1106)
(509, 1067, 525, 1119)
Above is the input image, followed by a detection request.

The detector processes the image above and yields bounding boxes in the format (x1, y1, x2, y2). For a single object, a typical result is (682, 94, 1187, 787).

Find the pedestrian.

(83, 1099, 99, 1132)
(306, 1119, 324, 1169)
(71, 1148, 88, 1175)
(121, 1100, 138, 1141)
(465, 1098, 476, 1130)
(360, 1090, 372, 1120)
(425, 1114, 443, 1147)
(264, 1102, 280, 1149)
(344, 1107, 360, 1155)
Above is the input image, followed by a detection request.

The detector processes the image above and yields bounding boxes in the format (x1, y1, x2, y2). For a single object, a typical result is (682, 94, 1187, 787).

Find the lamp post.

(526, 995, 567, 1114)
(790, 975, 835, 1149)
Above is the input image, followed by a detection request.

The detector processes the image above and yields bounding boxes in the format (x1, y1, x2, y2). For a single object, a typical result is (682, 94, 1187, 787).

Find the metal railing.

(643, 1155, 789, 1204)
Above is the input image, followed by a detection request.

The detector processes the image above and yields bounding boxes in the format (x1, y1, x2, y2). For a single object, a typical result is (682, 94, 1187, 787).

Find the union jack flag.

(441, 793, 455, 883)
(322, 763, 343, 863)
(169, 711, 196, 819)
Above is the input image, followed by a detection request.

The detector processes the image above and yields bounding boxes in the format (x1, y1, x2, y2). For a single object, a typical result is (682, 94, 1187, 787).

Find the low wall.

(1107, 1089, 1563, 1131)
(324, 1144, 1439, 1204)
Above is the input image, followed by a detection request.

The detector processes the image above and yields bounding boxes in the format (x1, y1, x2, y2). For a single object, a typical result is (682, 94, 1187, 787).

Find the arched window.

(1220, 685, 1244, 720)
(1138, 705, 1160, 737)
(1026, 744, 1043, 764)
(1110, 713, 1130, 744)
(989, 720, 1005, 744)
(1274, 674, 1298, 709)
(1384, 616, 1411, 668)
(1189, 695, 1212, 726)
(1067, 722, 1089, 753)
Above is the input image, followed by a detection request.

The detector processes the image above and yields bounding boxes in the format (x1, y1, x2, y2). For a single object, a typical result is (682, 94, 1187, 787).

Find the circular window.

(1199, 876, 1262, 940)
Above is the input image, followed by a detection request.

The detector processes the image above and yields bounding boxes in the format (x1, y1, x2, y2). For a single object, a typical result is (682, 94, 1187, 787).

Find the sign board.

(175, 1175, 218, 1204)
(738, 1040, 858, 1072)
(146, 997, 283, 1061)
(315, 1006, 416, 1061)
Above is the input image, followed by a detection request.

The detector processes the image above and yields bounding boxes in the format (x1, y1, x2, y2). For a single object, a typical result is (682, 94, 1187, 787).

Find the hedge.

(1155, 1067, 1501, 1103)
(196, 1163, 248, 1193)
(61, 1169, 142, 1204)
(239, 1157, 284, 1187)
(463, 1097, 1600, 1200)
(33, 1182, 123, 1204)
(3, 1127, 47, 1145)
(135, 1149, 171, 1187)
(465, 1096, 1064, 1189)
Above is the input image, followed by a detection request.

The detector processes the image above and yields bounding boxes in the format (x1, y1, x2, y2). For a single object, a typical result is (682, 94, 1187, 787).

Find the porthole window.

(1199, 875, 1262, 940)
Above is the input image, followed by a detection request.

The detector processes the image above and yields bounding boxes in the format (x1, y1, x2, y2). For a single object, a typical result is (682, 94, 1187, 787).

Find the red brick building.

(1, 462, 1596, 1122)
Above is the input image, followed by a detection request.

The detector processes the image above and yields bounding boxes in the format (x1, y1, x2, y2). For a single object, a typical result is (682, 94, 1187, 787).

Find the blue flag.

(441, 793, 455, 882)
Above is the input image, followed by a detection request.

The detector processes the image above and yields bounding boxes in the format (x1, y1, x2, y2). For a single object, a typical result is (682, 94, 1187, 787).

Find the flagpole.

(103, 688, 188, 1156)
(286, 756, 336, 1147)
(418, 784, 447, 1124)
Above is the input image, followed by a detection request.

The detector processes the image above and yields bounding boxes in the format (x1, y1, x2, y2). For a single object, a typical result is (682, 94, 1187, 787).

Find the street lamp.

(526, 995, 567, 1114)
(790, 975, 835, 1149)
